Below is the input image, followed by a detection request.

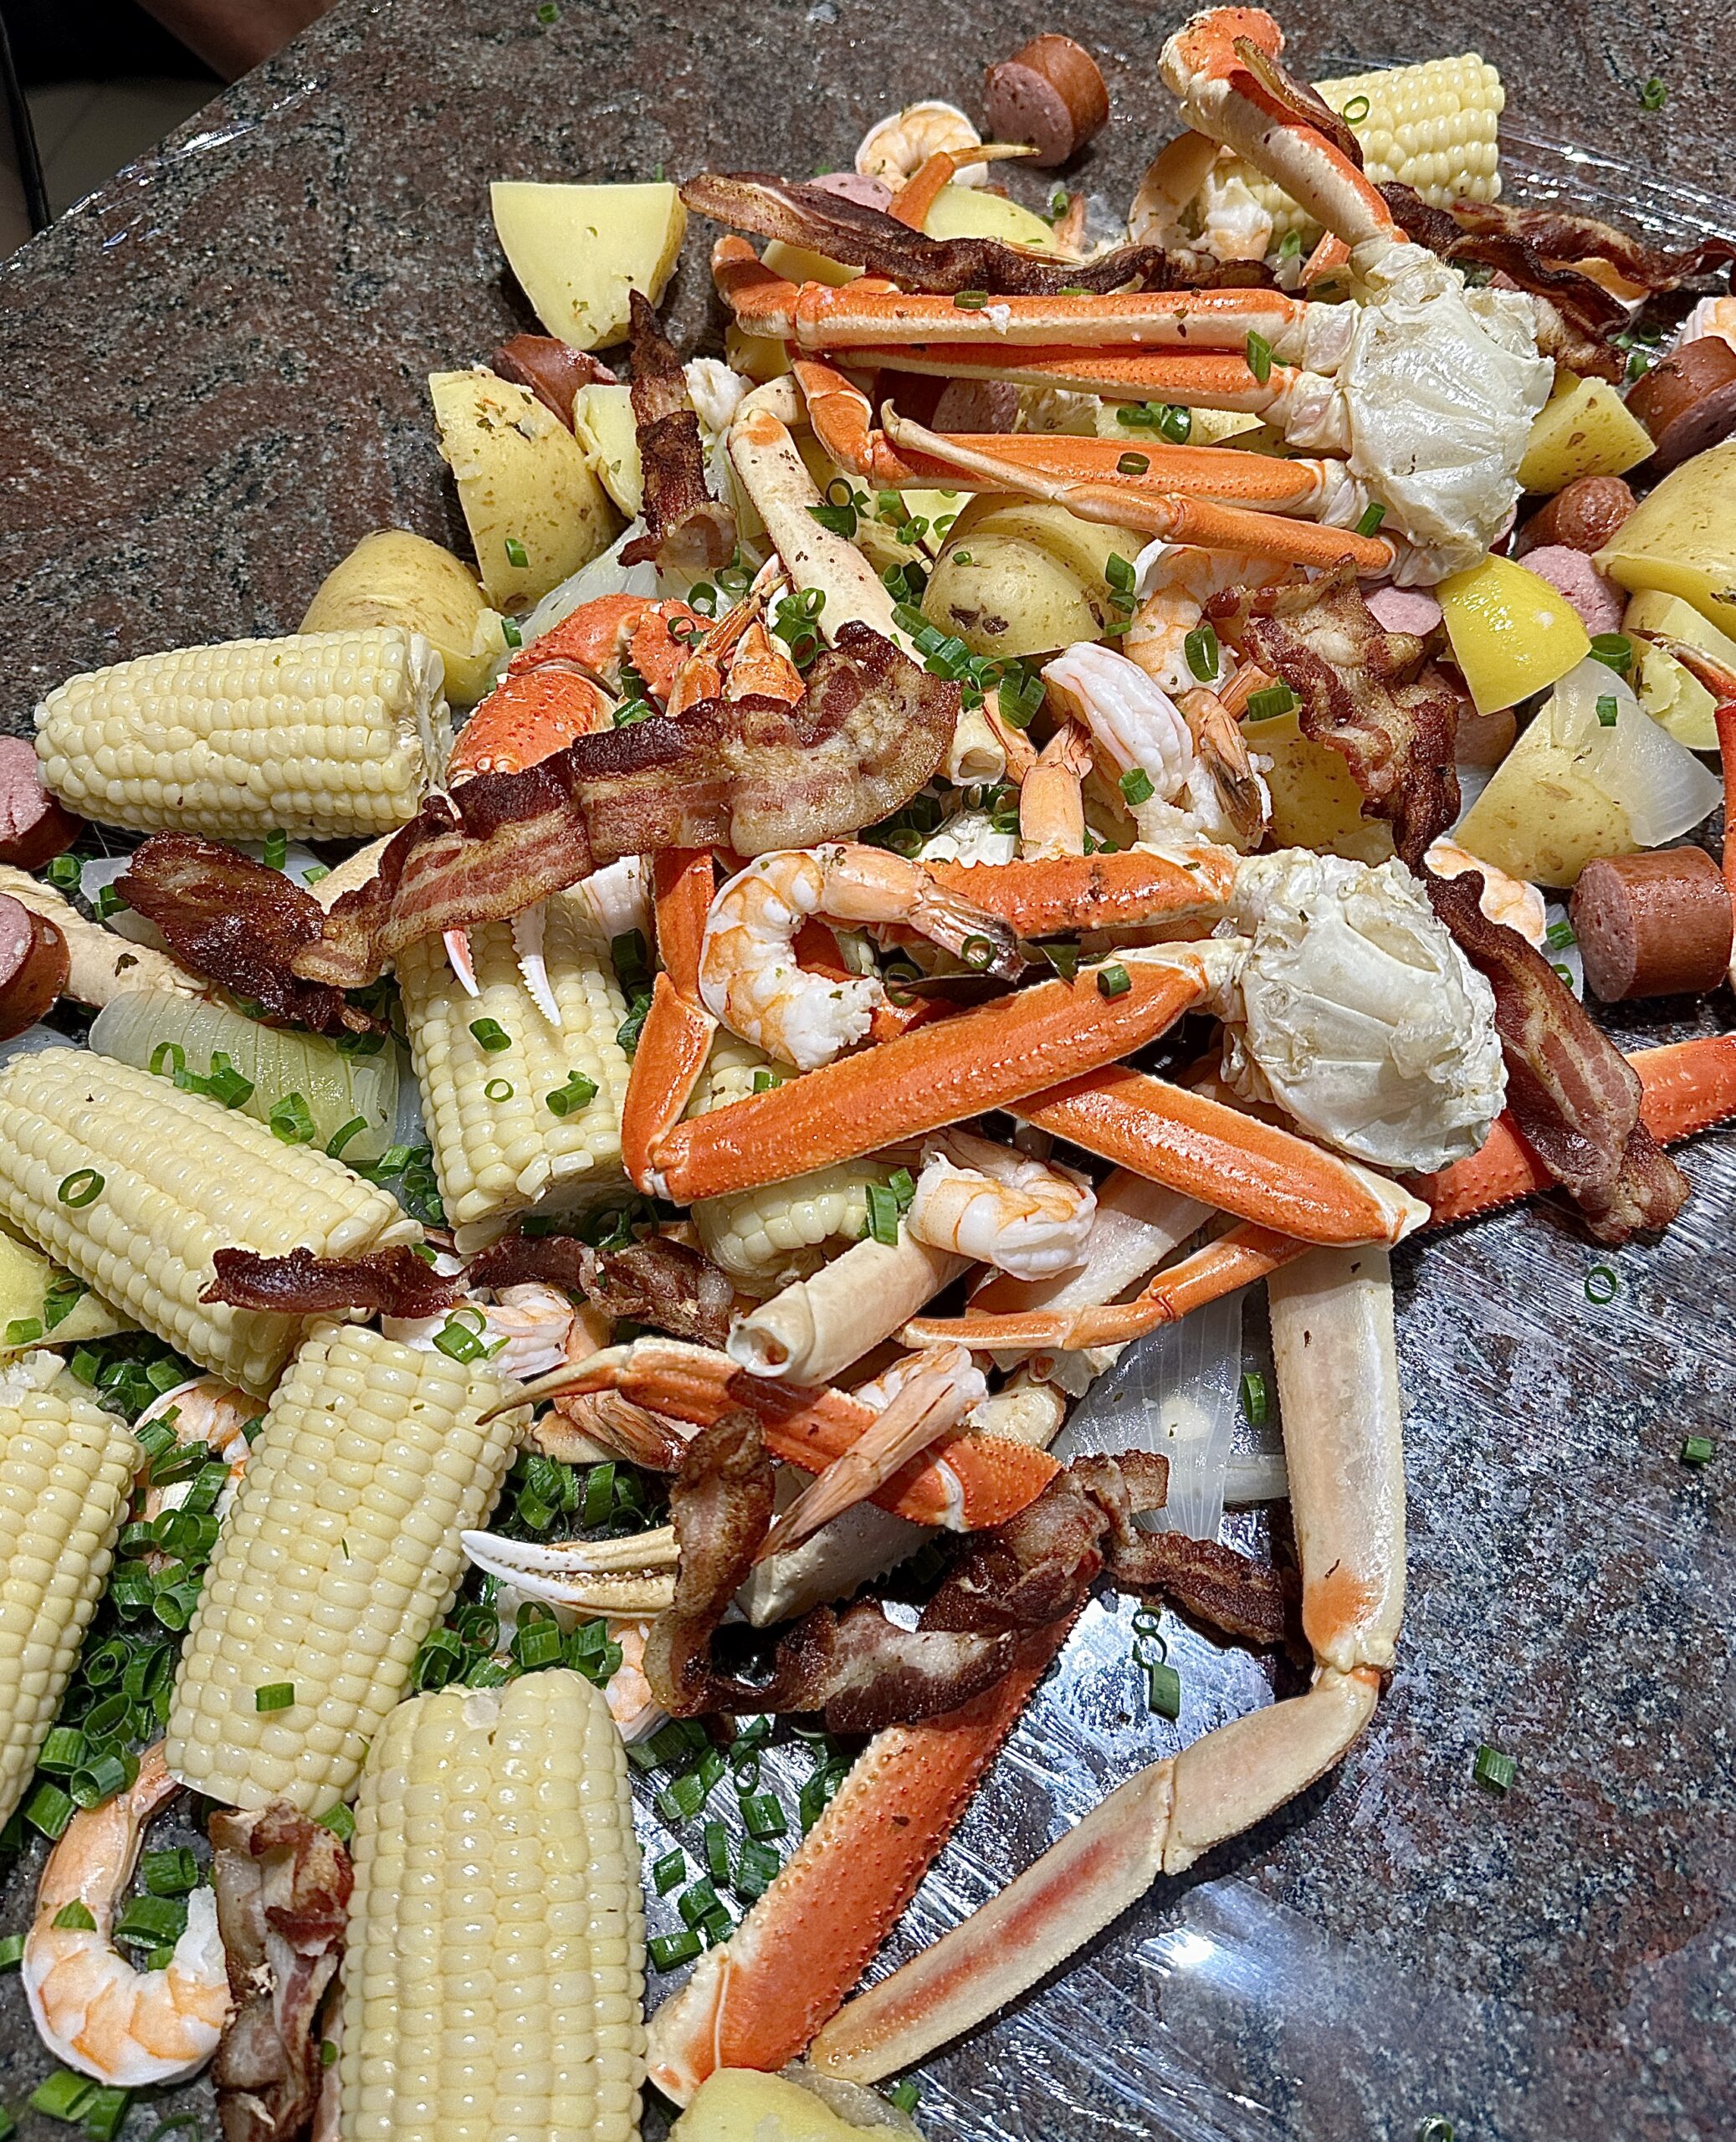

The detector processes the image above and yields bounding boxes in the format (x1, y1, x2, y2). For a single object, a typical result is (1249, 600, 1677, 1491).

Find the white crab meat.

(1221, 849, 1505, 1172)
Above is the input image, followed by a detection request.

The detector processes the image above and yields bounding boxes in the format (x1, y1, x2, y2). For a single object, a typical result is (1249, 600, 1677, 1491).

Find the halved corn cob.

(33, 627, 452, 840)
(398, 893, 632, 1249)
(0, 1048, 417, 1391)
(0, 1358, 138, 1826)
(341, 1669, 645, 2142)
(167, 1322, 524, 1815)
(1226, 54, 1504, 241)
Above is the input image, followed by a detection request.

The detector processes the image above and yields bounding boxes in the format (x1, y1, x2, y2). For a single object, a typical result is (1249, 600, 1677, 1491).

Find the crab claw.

(460, 1523, 679, 1615)
(510, 901, 564, 1028)
(443, 925, 482, 998)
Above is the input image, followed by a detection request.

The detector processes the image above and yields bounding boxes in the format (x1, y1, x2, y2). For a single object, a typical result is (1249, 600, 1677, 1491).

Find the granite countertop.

(0, 3, 1733, 2139)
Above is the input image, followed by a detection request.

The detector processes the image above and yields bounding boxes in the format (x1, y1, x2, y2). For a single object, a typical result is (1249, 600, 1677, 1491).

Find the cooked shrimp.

(1675, 293, 1736, 356)
(906, 1127, 1097, 1280)
(138, 1376, 251, 1522)
(1124, 544, 1283, 698)
(23, 1743, 229, 2086)
(856, 100, 986, 188)
(698, 845, 1020, 1071)
(852, 1340, 987, 1417)
(602, 1619, 664, 1742)
(1042, 640, 1268, 851)
(1425, 837, 1549, 949)
(383, 1281, 577, 1381)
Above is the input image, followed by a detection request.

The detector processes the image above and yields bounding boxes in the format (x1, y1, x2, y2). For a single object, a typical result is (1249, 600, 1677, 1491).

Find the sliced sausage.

(811, 170, 894, 213)
(1519, 545, 1626, 636)
(1365, 586, 1443, 636)
(0, 736, 83, 870)
(1515, 474, 1636, 556)
(1624, 338, 1736, 469)
(982, 35, 1109, 167)
(1570, 848, 1734, 1002)
(0, 894, 69, 1039)
(494, 336, 617, 428)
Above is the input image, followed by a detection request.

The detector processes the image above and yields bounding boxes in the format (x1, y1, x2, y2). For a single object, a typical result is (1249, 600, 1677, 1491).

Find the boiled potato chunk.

(571, 382, 642, 515)
(922, 182, 1057, 249)
(1595, 438, 1736, 633)
(1625, 589, 1736, 751)
(300, 529, 508, 707)
(1454, 704, 1634, 887)
(490, 180, 684, 350)
(923, 500, 1143, 659)
(1436, 553, 1590, 715)
(955, 498, 1143, 594)
(671, 2070, 924, 2142)
(0, 1224, 127, 1351)
(1516, 372, 1654, 494)
(429, 367, 620, 610)
(1242, 709, 1394, 863)
(763, 238, 858, 287)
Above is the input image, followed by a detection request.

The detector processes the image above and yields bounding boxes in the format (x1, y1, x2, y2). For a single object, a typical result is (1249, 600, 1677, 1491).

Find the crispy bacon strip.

(494, 334, 617, 426)
(210, 1806, 351, 2142)
(645, 1412, 1012, 1734)
(202, 1246, 463, 1320)
(680, 171, 1270, 295)
(1108, 1530, 1297, 1652)
(295, 623, 957, 986)
(1439, 195, 1736, 294)
(619, 293, 735, 572)
(117, 834, 366, 1034)
(576, 1237, 735, 1348)
(1427, 869, 1687, 1242)
(1211, 567, 1460, 865)
(1232, 33, 1365, 166)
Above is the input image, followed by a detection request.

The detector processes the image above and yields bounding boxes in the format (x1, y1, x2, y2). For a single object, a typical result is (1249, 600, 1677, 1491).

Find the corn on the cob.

(0, 1358, 138, 1826)
(1227, 54, 1503, 241)
(167, 1323, 523, 1815)
(33, 628, 452, 841)
(341, 1669, 645, 2142)
(0, 1048, 416, 1391)
(398, 894, 632, 1248)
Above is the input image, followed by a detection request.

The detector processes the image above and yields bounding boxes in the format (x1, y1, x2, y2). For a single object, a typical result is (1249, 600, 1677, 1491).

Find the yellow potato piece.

(672, 2069, 924, 2142)
(1242, 709, 1394, 862)
(923, 500, 1143, 658)
(571, 382, 643, 515)
(764, 238, 859, 287)
(1624, 589, 1736, 751)
(0, 1222, 128, 1352)
(490, 180, 685, 351)
(1453, 704, 1635, 888)
(429, 367, 621, 610)
(922, 182, 1057, 249)
(1436, 553, 1590, 715)
(1516, 372, 1655, 494)
(300, 529, 508, 708)
(1595, 438, 1736, 634)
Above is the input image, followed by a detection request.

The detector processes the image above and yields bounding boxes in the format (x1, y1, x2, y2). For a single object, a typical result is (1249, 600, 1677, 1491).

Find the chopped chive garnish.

(1544, 920, 1575, 951)
(734, 1837, 781, 1899)
(38, 1725, 84, 1772)
(1245, 330, 1273, 385)
(57, 1170, 104, 1208)
(1585, 1264, 1618, 1304)
(653, 1847, 686, 1894)
(4, 1317, 42, 1346)
(545, 1070, 598, 1117)
(263, 828, 288, 871)
(887, 1166, 916, 1212)
(95, 883, 127, 920)
(1588, 632, 1632, 673)
(649, 1929, 704, 1970)
(752, 1068, 775, 1093)
(28, 2070, 95, 2120)
(254, 1682, 295, 1712)
(952, 290, 990, 310)
(23, 1782, 74, 1838)
(865, 1181, 901, 1248)
(704, 1821, 730, 1883)
(46, 853, 82, 889)
(325, 1115, 369, 1160)
(510, 1617, 563, 1669)
(0, 1931, 23, 1968)
(1639, 75, 1667, 109)
(316, 1801, 355, 1842)
(959, 933, 994, 971)
(1245, 684, 1298, 723)
(1037, 939, 1081, 981)
(1416, 2121, 1456, 2142)
(1355, 501, 1387, 538)
(484, 1077, 514, 1101)
(1472, 1744, 1517, 1791)
(1145, 1658, 1183, 1718)
(1681, 1434, 1715, 1465)
(469, 1017, 512, 1052)
(1342, 93, 1370, 122)
(1119, 766, 1155, 807)
(740, 1791, 787, 1838)
(1240, 1369, 1269, 1424)
(433, 1314, 488, 1362)
(53, 1901, 97, 1931)
(1158, 403, 1191, 443)
(1595, 694, 1619, 728)
(1278, 228, 1303, 259)
(143, 1846, 200, 1895)
(1096, 963, 1132, 999)
(320, 2038, 339, 2068)
(504, 536, 529, 568)
(1117, 451, 1150, 475)
(1185, 624, 1219, 681)
(268, 1092, 317, 1145)
(677, 1877, 720, 1928)
(887, 2081, 921, 2114)
(1104, 552, 1135, 594)
(500, 617, 523, 649)
(114, 1894, 187, 1946)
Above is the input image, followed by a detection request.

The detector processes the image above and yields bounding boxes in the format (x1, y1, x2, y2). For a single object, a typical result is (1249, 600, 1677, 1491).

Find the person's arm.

(136, 0, 335, 80)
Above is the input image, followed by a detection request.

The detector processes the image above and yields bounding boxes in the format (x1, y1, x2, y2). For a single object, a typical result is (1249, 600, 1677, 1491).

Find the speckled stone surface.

(0, 3, 1732, 2138)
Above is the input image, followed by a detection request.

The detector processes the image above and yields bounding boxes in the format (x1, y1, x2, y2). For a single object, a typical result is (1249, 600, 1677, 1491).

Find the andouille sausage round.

(1570, 847, 1734, 1002)
(1514, 475, 1636, 556)
(0, 736, 83, 870)
(0, 893, 70, 1039)
(982, 35, 1109, 166)
(1625, 339, 1736, 470)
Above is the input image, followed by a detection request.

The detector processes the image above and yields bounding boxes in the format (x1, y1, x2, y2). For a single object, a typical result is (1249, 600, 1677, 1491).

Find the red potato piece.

(1569, 848, 1734, 1002)
(0, 894, 70, 1039)
(982, 35, 1109, 167)
(0, 736, 82, 870)
(1520, 544, 1626, 636)
(494, 335, 617, 428)
(1515, 474, 1636, 555)
(1625, 338, 1736, 469)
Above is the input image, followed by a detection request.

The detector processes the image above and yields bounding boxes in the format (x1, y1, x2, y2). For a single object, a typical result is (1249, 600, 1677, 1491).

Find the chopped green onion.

(254, 1681, 295, 1712)
(545, 1070, 599, 1117)
(114, 1894, 188, 1946)
(1184, 624, 1219, 682)
(38, 1724, 85, 1773)
(142, 1846, 200, 1895)
(1278, 229, 1303, 260)
(268, 1091, 317, 1145)
(504, 536, 529, 568)
(752, 1068, 775, 1094)
(4, 1317, 41, 1347)
(1145, 1658, 1183, 1719)
(510, 1617, 564, 1669)
(263, 828, 288, 871)
(95, 883, 127, 920)
(887, 1166, 916, 1212)
(1245, 330, 1273, 385)
(1681, 1434, 1715, 1465)
(53, 1900, 97, 1932)
(734, 1837, 781, 1899)
(23, 1781, 75, 1838)
(865, 1181, 901, 1248)
(1096, 963, 1132, 999)
(1472, 1744, 1517, 1791)
(653, 1847, 687, 1894)
(1585, 1264, 1618, 1304)
(42, 1275, 86, 1330)
(47, 853, 82, 890)
(649, 1929, 704, 1970)
(469, 1017, 512, 1052)
(677, 1876, 720, 1929)
(704, 1820, 730, 1883)
(484, 1077, 514, 1101)
(0, 1931, 23, 1968)
(1595, 694, 1619, 728)
(1104, 552, 1135, 594)
(887, 2081, 921, 2115)
(1355, 501, 1387, 538)
(325, 1114, 369, 1160)
(1117, 451, 1150, 476)
(500, 617, 524, 650)
(1588, 632, 1632, 674)
(952, 290, 990, 310)
(433, 1314, 487, 1362)
(1240, 1369, 1269, 1425)
(315, 1801, 356, 1842)
(320, 2038, 340, 2068)
(57, 1169, 104, 1208)
(1342, 93, 1370, 122)
(28, 2070, 96, 2121)
(1158, 403, 1192, 443)
(1245, 684, 1298, 723)
(1119, 766, 1155, 807)
(1544, 919, 1575, 951)
(1639, 75, 1667, 110)
(1034, 937, 1081, 981)
(1416, 2122, 1455, 2142)
(740, 1791, 787, 1838)
(959, 933, 994, 971)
